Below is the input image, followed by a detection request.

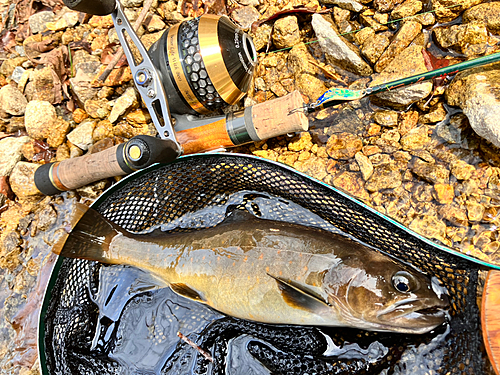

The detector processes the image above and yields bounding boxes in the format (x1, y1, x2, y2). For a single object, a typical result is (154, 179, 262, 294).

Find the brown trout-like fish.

(53, 203, 448, 334)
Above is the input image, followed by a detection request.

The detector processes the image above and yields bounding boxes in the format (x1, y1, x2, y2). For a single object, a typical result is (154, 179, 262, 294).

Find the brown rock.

(47, 117, 71, 148)
(88, 15, 114, 28)
(467, 201, 485, 222)
(355, 152, 374, 180)
(24, 100, 57, 140)
(272, 16, 301, 49)
(409, 215, 447, 242)
(9, 162, 42, 198)
(375, 21, 422, 72)
(332, 171, 370, 201)
(398, 110, 419, 136)
(400, 125, 430, 151)
(92, 66, 133, 87)
(365, 164, 402, 192)
(293, 156, 327, 181)
(84, 98, 110, 119)
(288, 132, 313, 152)
(438, 204, 468, 226)
(373, 110, 398, 127)
(326, 132, 363, 160)
(464, 2, 500, 33)
(93, 120, 113, 142)
(450, 160, 475, 180)
(391, 0, 422, 20)
(73, 108, 89, 123)
(25, 66, 62, 104)
(432, 0, 483, 23)
(411, 159, 449, 184)
(433, 183, 454, 204)
(0, 84, 28, 116)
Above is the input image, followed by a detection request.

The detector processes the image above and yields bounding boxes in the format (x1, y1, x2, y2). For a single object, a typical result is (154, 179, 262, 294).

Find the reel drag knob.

(149, 15, 257, 116)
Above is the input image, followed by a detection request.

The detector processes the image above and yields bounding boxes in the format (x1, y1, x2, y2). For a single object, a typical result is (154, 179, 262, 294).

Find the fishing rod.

(34, 0, 308, 195)
(295, 51, 500, 114)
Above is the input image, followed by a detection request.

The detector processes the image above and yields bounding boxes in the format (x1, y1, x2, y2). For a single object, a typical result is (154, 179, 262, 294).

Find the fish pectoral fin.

(170, 283, 205, 303)
(267, 274, 331, 313)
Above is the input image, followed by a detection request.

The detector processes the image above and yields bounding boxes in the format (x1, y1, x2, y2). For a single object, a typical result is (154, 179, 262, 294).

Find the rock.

(25, 66, 62, 104)
(432, 0, 483, 22)
(93, 120, 113, 142)
(88, 15, 114, 28)
(47, 117, 71, 148)
(353, 27, 375, 46)
(294, 74, 328, 102)
(84, 98, 110, 119)
(322, 0, 364, 12)
(361, 32, 391, 65)
(108, 87, 138, 123)
(69, 61, 101, 105)
(464, 2, 500, 33)
(9, 162, 42, 198)
(0, 57, 28, 78)
(10, 66, 25, 83)
(375, 20, 422, 72)
(312, 14, 373, 76)
(332, 171, 370, 201)
(113, 120, 156, 139)
(28, 11, 55, 34)
(0, 85, 28, 115)
(126, 109, 151, 126)
(24, 100, 57, 140)
(143, 13, 165, 32)
(272, 16, 301, 49)
(35, 205, 57, 231)
(355, 152, 373, 180)
(0, 136, 31, 176)
(433, 21, 489, 56)
(411, 159, 449, 184)
(467, 201, 485, 222)
(373, 110, 398, 127)
(359, 12, 387, 32)
(326, 132, 363, 159)
(450, 159, 475, 180)
(232, 6, 260, 31)
(46, 7, 79, 31)
(409, 215, 447, 242)
(370, 45, 433, 108)
(433, 183, 454, 204)
(445, 64, 500, 148)
(252, 24, 273, 51)
(391, 0, 422, 19)
(418, 102, 447, 124)
(73, 108, 89, 123)
(293, 156, 328, 181)
(67, 119, 97, 151)
(92, 66, 133, 87)
(400, 125, 430, 150)
(365, 164, 402, 191)
(288, 132, 313, 152)
(374, 0, 403, 13)
(438, 204, 468, 226)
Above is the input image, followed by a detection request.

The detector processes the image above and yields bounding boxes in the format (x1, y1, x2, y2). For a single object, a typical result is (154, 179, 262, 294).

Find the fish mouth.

(375, 298, 449, 334)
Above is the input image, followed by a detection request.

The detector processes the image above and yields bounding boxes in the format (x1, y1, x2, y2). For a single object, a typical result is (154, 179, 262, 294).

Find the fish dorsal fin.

(170, 283, 205, 303)
(267, 274, 331, 313)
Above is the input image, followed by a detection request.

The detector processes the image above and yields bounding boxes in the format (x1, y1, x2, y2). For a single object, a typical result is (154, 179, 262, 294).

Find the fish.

(53, 203, 449, 334)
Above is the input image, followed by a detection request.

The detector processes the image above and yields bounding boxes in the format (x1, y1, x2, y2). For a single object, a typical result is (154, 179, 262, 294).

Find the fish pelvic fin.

(267, 273, 331, 314)
(170, 283, 205, 303)
(52, 203, 124, 264)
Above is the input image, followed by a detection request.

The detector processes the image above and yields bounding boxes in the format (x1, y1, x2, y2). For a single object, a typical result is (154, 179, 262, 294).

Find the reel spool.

(149, 15, 257, 115)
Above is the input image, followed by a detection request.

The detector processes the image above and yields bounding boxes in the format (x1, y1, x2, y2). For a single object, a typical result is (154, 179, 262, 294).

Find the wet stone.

(24, 100, 57, 140)
(450, 160, 476, 181)
(67, 119, 96, 151)
(355, 152, 374, 180)
(326, 132, 363, 160)
(411, 159, 449, 184)
(418, 102, 447, 124)
(47, 117, 71, 148)
(332, 171, 370, 201)
(0, 84, 28, 116)
(93, 120, 113, 142)
(433, 21, 489, 56)
(400, 125, 430, 151)
(438, 204, 468, 227)
(467, 201, 485, 222)
(365, 164, 402, 192)
(445, 65, 500, 148)
(373, 110, 398, 127)
(272, 16, 301, 49)
(373, 0, 403, 12)
(323, 0, 364, 12)
(409, 215, 447, 242)
(0, 136, 31, 176)
(293, 156, 327, 181)
(371, 45, 433, 108)
(433, 183, 454, 204)
(252, 24, 273, 51)
(432, 0, 483, 23)
(288, 132, 313, 152)
(73, 108, 89, 123)
(25, 66, 62, 104)
(312, 14, 373, 77)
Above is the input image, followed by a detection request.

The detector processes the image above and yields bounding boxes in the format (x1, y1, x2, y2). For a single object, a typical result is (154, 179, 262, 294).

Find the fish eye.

(392, 271, 417, 293)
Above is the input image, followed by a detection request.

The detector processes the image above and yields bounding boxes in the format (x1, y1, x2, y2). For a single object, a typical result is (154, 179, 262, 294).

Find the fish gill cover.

(40, 153, 484, 375)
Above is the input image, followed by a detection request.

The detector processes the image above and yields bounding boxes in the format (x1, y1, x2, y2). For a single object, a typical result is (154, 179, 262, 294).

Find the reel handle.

(34, 136, 179, 195)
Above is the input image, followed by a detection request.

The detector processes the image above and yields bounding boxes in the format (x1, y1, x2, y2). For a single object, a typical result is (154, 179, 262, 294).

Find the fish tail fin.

(52, 203, 124, 264)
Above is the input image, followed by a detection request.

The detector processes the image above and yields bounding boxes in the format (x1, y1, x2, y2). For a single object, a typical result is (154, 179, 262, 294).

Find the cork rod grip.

(251, 90, 308, 140)
(35, 145, 128, 195)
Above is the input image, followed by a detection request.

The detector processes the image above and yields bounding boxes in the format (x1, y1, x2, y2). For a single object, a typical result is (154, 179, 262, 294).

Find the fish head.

(323, 252, 449, 334)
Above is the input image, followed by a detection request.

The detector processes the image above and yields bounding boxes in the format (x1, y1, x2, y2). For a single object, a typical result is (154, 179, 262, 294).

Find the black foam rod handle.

(63, 0, 116, 15)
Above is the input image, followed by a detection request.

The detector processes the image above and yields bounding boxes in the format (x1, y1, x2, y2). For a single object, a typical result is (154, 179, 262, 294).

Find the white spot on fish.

(269, 228, 279, 232)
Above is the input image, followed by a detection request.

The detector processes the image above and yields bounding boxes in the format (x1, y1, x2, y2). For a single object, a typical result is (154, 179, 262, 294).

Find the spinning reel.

(35, 0, 308, 195)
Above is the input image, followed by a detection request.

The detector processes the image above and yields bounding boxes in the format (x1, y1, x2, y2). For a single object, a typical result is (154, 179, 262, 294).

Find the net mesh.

(42, 153, 485, 375)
